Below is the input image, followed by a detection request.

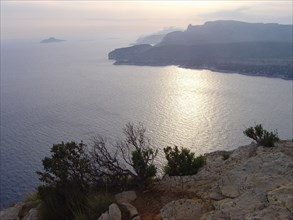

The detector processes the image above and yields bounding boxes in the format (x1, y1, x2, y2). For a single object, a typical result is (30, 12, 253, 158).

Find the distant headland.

(40, 37, 65, 43)
(109, 20, 293, 80)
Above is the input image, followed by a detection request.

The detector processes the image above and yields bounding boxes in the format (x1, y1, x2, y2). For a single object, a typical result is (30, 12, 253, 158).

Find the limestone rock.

(267, 182, 293, 212)
(22, 208, 39, 220)
(98, 212, 110, 220)
(160, 199, 207, 220)
(108, 203, 121, 220)
(219, 183, 240, 198)
(115, 191, 137, 204)
(0, 202, 24, 220)
(205, 148, 293, 219)
(120, 202, 139, 219)
(18, 200, 40, 219)
(98, 203, 121, 220)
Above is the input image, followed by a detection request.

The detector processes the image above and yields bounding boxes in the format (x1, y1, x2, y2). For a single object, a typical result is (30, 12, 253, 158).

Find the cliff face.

(159, 20, 292, 46)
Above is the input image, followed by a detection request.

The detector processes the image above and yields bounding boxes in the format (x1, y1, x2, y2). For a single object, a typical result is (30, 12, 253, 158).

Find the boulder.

(22, 208, 39, 220)
(160, 199, 207, 220)
(108, 203, 121, 220)
(98, 212, 110, 220)
(98, 203, 121, 220)
(0, 202, 24, 220)
(115, 191, 137, 204)
(18, 200, 40, 219)
(120, 202, 139, 219)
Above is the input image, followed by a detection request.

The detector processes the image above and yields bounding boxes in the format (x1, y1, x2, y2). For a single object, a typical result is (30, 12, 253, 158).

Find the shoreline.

(113, 62, 292, 80)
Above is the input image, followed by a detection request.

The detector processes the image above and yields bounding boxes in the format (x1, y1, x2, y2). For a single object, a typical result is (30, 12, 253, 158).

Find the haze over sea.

(1, 36, 292, 208)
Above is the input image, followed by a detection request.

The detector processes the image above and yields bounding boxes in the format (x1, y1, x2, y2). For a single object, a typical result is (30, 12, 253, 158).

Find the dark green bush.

(38, 186, 112, 220)
(163, 146, 206, 176)
(131, 148, 157, 185)
(244, 124, 279, 147)
(38, 185, 87, 220)
(37, 141, 93, 189)
(85, 193, 113, 220)
(37, 141, 93, 220)
(36, 123, 158, 219)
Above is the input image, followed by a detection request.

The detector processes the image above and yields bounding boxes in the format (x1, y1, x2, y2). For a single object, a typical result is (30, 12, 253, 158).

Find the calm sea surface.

(1, 39, 292, 208)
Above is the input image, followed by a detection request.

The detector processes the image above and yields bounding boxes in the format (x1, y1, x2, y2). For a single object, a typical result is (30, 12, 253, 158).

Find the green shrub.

(23, 191, 40, 203)
(37, 141, 92, 189)
(244, 124, 279, 147)
(163, 146, 206, 176)
(38, 186, 113, 220)
(36, 124, 157, 219)
(38, 185, 88, 220)
(37, 141, 93, 220)
(72, 210, 87, 220)
(131, 148, 157, 185)
(86, 193, 113, 220)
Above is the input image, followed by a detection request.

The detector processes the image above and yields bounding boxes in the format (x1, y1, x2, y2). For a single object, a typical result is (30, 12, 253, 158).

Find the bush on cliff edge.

(244, 124, 279, 147)
(163, 146, 206, 176)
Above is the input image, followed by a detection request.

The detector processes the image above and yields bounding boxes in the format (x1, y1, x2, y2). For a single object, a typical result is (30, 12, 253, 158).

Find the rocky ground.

(1, 140, 292, 220)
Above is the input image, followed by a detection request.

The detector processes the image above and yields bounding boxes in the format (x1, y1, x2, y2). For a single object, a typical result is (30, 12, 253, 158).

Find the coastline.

(113, 61, 293, 80)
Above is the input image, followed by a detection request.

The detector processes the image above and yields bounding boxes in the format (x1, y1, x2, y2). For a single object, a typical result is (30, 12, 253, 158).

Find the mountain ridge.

(108, 20, 293, 79)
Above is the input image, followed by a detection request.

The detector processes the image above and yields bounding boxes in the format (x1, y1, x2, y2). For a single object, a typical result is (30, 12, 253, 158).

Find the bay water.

(1, 38, 292, 208)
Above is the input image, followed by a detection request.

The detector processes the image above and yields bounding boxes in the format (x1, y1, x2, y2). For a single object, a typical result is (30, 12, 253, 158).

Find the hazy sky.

(1, 1, 292, 41)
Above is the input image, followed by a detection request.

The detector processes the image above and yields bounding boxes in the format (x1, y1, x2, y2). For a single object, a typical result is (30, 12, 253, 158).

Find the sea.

(1, 37, 292, 209)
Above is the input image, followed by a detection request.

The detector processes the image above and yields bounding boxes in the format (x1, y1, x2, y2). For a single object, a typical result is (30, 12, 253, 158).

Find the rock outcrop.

(157, 141, 293, 220)
(98, 203, 121, 220)
(0, 202, 24, 220)
(97, 191, 140, 220)
(114, 191, 137, 204)
(160, 199, 208, 220)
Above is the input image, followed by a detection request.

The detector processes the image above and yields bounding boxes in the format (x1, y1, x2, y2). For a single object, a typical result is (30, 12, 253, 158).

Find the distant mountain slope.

(159, 20, 292, 46)
(109, 20, 293, 79)
(135, 27, 181, 45)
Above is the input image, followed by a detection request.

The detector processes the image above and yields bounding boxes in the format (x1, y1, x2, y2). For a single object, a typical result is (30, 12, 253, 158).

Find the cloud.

(200, 7, 251, 20)
(86, 18, 147, 22)
(199, 6, 292, 24)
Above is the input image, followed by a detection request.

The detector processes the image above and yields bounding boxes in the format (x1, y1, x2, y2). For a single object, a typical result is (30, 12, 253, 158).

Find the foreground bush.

(164, 146, 206, 176)
(38, 186, 112, 220)
(36, 141, 94, 220)
(36, 141, 113, 220)
(244, 124, 279, 147)
(36, 123, 158, 219)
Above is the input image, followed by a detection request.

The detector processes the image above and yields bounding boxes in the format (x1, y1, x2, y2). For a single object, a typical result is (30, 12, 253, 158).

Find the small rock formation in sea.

(40, 37, 65, 43)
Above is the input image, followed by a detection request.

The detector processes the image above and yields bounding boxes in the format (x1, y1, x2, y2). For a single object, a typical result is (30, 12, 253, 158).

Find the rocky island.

(109, 20, 293, 80)
(1, 140, 292, 220)
(40, 37, 65, 43)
